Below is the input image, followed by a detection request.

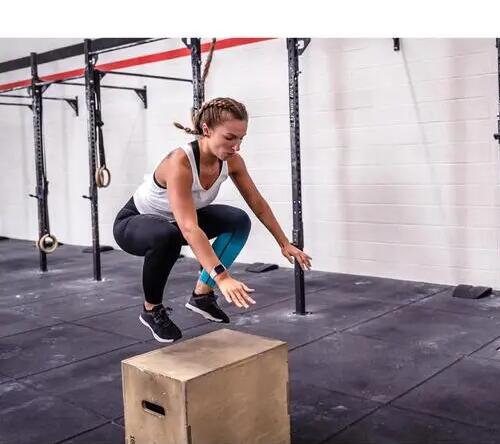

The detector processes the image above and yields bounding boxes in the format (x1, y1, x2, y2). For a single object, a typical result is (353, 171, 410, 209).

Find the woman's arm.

(157, 150, 256, 307)
(228, 154, 287, 245)
(160, 150, 224, 276)
(229, 154, 312, 270)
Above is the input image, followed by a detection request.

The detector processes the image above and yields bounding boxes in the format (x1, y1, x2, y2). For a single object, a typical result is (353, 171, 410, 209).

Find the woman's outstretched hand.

(215, 273, 256, 309)
(281, 242, 312, 271)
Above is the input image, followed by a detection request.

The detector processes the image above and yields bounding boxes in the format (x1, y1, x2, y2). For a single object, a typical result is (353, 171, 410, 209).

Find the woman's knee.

(231, 207, 251, 233)
(113, 218, 129, 252)
(113, 202, 136, 249)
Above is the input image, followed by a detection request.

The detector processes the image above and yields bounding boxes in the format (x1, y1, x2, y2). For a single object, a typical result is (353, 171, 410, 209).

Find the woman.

(113, 97, 312, 343)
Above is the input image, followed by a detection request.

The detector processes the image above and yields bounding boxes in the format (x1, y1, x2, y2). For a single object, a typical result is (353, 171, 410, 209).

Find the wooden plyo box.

(122, 328, 290, 444)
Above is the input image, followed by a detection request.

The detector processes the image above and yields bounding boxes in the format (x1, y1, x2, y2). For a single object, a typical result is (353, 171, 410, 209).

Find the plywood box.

(122, 328, 290, 444)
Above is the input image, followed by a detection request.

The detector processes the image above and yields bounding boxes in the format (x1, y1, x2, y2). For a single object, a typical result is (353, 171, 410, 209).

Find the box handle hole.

(142, 400, 166, 417)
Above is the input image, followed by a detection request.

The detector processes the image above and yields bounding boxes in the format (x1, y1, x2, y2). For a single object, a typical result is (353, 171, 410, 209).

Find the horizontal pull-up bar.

(89, 38, 169, 56)
(55, 81, 138, 91)
(98, 70, 192, 83)
(0, 85, 30, 94)
(36, 74, 85, 88)
(0, 93, 73, 102)
(0, 38, 150, 75)
(0, 93, 32, 99)
(0, 102, 31, 108)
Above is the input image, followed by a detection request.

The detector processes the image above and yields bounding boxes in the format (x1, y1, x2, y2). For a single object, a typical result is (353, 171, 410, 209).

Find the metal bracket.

(296, 38, 311, 56)
(393, 38, 401, 51)
(1, 92, 79, 116)
(64, 96, 79, 116)
(0, 102, 32, 109)
(29, 83, 50, 94)
(134, 86, 148, 109)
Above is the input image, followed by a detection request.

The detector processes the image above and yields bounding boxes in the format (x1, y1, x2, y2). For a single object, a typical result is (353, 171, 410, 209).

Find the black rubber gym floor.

(1, 238, 500, 444)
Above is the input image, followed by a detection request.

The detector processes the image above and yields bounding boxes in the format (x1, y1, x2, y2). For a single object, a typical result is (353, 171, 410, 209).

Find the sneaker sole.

(139, 315, 177, 343)
(185, 303, 224, 323)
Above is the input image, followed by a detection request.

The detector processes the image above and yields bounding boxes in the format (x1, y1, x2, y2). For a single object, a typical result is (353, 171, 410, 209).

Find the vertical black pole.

(84, 39, 102, 281)
(287, 38, 306, 315)
(189, 38, 204, 113)
(495, 38, 500, 145)
(30, 52, 48, 272)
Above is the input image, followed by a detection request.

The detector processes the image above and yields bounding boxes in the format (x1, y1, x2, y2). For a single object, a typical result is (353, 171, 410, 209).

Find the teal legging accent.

(199, 227, 250, 287)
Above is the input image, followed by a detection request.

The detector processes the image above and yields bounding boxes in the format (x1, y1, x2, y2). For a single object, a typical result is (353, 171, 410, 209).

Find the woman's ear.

(202, 123, 210, 137)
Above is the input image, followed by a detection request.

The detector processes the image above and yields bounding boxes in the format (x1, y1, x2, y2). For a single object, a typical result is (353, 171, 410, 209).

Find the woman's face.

(203, 118, 247, 161)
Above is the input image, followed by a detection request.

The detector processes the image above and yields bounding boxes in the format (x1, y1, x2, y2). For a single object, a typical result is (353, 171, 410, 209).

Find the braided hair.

(174, 97, 248, 136)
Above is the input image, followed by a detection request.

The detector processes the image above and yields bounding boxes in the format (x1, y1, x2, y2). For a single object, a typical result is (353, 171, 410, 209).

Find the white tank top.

(133, 142, 229, 222)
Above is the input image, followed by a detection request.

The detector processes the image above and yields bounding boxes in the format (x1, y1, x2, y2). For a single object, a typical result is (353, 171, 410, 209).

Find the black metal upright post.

(30, 53, 49, 272)
(287, 38, 309, 315)
(188, 38, 204, 113)
(495, 38, 500, 145)
(84, 39, 102, 281)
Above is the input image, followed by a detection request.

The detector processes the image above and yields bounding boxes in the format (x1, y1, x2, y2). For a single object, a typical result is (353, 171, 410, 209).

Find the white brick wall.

(1, 38, 499, 288)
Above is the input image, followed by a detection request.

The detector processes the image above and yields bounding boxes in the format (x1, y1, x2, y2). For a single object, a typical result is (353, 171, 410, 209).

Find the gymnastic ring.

(95, 166, 111, 188)
(37, 233, 58, 254)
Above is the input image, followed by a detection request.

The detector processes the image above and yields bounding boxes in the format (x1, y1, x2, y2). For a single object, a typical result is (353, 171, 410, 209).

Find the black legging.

(113, 197, 251, 304)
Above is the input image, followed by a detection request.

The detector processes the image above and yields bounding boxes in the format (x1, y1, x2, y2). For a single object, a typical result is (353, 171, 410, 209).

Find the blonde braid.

(172, 121, 200, 135)
(174, 97, 248, 135)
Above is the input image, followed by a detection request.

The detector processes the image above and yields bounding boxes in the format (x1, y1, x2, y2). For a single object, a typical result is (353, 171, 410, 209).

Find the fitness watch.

(210, 263, 227, 280)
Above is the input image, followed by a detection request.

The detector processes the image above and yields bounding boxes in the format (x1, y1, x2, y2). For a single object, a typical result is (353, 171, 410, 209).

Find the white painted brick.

(302, 184, 495, 206)
(302, 143, 492, 165)
(373, 75, 495, 106)
(300, 89, 374, 112)
(350, 64, 411, 89)
(405, 52, 495, 82)
(300, 163, 496, 186)
(304, 221, 496, 249)
(302, 201, 500, 228)
(311, 240, 497, 271)
(373, 97, 490, 125)
(310, 255, 499, 288)
(401, 39, 492, 61)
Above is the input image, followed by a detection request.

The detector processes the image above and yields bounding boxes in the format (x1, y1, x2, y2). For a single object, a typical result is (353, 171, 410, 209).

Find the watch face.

(214, 264, 226, 274)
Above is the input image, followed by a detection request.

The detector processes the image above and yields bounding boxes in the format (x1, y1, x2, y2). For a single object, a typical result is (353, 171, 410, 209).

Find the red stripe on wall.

(0, 38, 274, 93)
(0, 78, 31, 91)
(41, 68, 84, 83)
